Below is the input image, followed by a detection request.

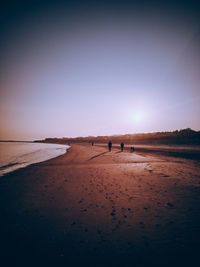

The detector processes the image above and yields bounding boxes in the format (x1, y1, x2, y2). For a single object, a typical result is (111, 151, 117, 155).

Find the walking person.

(108, 141, 112, 152)
(120, 142, 124, 152)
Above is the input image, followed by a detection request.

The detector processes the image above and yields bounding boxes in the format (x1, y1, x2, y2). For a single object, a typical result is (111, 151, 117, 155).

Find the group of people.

(91, 141, 134, 152)
(108, 141, 124, 152)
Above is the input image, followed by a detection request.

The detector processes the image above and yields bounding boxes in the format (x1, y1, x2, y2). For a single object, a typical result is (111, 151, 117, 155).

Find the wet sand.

(0, 144, 200, 266)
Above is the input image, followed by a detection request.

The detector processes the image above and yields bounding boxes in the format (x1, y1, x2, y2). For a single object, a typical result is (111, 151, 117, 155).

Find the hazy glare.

(0, 1, 200, 140)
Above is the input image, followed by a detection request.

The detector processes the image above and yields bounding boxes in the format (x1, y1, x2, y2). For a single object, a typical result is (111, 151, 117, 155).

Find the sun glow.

(133, 112, 146, 124)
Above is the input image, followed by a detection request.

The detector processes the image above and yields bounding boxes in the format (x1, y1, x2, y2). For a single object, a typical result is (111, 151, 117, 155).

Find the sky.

(0, 0, 200, 140)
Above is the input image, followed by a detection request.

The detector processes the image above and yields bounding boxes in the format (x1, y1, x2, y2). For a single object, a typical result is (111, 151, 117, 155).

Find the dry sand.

(0, 144, 200, 266)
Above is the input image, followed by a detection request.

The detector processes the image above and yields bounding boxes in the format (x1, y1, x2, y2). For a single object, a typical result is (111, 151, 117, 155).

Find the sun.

(133, 112, 145, 123)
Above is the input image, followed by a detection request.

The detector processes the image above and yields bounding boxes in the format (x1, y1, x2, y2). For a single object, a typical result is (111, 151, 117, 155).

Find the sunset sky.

(0, 0, 200, 140)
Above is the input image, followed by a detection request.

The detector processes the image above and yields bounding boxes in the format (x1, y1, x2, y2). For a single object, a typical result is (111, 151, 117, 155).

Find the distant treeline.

(35, 128, 200, 145)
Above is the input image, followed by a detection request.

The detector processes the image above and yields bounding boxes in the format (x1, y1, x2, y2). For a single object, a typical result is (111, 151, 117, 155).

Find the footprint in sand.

(155, 215, 162, 218)
(115, 224, 120, 229)
(81, 208, 87, 212)
(139, 222, 145, 228)
(97, 229, 101, 234)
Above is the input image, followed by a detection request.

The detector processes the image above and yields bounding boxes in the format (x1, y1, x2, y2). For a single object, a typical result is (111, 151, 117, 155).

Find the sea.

(0, 142, 69, 176)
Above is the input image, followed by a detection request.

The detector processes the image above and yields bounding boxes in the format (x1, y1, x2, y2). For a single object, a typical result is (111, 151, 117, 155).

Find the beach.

(0, 144, 200, 266)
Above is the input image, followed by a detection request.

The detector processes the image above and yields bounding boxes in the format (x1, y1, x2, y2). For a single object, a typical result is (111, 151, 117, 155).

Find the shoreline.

(0, 144, 200, 266)
(0, 143, 70, 177)
(0, 149, 68, 178)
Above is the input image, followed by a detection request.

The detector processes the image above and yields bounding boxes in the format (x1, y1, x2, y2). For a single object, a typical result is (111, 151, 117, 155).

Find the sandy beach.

(0, 144, 200, 266)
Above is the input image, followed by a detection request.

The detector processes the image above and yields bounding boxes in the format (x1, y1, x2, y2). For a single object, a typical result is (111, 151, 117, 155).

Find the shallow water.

(0, 142, 69, 176)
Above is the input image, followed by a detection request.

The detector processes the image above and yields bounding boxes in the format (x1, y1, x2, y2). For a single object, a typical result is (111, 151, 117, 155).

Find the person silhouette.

(121, 142, 124, 152)
(131, 146, 135, 152)
(108, 141, 112, 152)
